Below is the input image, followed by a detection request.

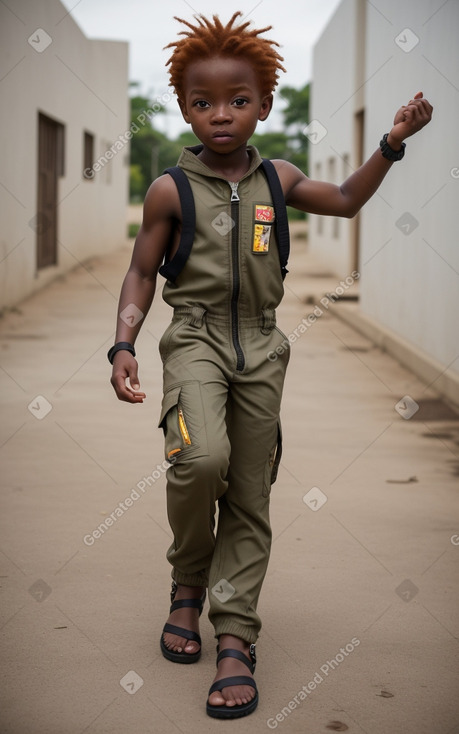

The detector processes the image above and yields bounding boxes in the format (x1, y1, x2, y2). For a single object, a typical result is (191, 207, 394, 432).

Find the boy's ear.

(178, 98, 191, 124)
(258, 94, 273, 122)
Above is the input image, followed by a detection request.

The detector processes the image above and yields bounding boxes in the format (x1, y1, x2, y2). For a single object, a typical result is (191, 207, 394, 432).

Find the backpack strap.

(159, 166, 195, 283)
(260, 159, 290, 280)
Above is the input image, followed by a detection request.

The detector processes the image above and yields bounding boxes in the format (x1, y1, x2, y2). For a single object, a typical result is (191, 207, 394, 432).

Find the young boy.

(109, 12, 432, 720)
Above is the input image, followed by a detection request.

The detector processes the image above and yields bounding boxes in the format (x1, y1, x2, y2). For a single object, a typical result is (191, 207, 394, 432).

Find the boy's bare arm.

(110, 175, 180, 404)
(276, 92, 433, 218)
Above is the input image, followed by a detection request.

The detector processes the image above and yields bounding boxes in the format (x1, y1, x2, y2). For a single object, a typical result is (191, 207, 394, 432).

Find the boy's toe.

(208, 690, 226, 706)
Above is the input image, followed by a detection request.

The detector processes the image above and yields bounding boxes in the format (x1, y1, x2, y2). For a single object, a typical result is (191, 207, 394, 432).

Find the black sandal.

(160, 581, 206, 664)
(206, 644, 258, 719)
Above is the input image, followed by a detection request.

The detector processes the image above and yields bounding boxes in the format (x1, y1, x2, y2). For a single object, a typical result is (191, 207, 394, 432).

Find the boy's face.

(178, 56, 273, 153)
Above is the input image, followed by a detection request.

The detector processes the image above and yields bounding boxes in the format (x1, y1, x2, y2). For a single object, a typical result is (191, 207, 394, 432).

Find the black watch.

(107, 342, 136, 364)
(380, 133, 406, 161)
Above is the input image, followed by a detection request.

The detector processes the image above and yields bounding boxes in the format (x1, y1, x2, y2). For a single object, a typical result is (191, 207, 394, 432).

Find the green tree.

(129, 91, 183, 200)
(128, 91, 204, 200)
(278, 82, 310, 176)
(249, 131, 290, 159)
(176, 131, 200, 147)
(129, 164, 144, 202)
(279, 83, 310, 129)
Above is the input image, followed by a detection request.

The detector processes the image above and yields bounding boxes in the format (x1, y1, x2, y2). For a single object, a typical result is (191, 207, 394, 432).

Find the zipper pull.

(229, 181, 240, 202)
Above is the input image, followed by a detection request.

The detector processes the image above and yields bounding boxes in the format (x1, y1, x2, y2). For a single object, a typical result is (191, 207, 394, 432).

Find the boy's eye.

(194, 100, 210, 108)
(233, 98, 248, 107)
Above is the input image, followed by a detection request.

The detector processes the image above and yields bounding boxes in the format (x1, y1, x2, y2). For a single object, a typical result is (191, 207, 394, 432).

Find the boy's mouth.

(212, 131, 233, 141)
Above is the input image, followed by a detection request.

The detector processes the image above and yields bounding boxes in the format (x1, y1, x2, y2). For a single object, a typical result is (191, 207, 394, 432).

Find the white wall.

(308, 0, 363, 277)
(0, 0, 129, 309)
(360, 0, 459, 371)
(309, 0, 459, 383)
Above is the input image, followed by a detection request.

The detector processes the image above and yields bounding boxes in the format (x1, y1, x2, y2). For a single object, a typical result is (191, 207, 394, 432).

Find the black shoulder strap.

(260, 159, 290, 280)
(159, 166, 195, 283)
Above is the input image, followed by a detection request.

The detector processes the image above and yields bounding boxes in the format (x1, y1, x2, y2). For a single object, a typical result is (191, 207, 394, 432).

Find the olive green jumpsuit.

(158, 145, 290, 644)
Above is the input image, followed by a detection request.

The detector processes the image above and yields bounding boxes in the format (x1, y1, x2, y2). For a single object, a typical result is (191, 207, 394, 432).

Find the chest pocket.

(252, 203, 275, 254)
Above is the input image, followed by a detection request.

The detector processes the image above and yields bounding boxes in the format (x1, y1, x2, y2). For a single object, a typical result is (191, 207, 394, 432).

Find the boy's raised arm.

(280, 92, 433, 218)
(110, 175, 179, 404)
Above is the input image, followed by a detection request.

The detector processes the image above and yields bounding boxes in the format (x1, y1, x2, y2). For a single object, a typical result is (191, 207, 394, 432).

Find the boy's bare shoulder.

(142, 173, 181, 228)
(270, 159, 308, 197)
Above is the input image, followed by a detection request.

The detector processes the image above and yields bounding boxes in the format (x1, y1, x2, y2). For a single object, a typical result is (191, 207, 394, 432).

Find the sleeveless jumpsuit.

(158, 145, 290, 644)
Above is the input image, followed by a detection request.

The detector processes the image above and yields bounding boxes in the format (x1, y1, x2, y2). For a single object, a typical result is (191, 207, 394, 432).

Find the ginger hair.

(165, 11, 286, 99)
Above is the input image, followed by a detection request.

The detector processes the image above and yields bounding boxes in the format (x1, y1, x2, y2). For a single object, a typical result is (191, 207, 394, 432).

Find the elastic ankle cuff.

(214, 620, 259, 644)
(173, 570, 208, 587)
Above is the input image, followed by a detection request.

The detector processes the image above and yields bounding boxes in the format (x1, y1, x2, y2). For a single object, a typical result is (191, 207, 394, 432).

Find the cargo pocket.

(262, 420, 283, 497)
(158, 381, 209, 463)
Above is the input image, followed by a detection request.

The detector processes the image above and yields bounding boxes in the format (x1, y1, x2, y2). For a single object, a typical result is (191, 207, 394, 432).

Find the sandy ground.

(1, 225, 458, 734)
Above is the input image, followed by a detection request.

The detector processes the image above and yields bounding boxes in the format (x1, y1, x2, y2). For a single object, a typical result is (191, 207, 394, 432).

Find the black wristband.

(380, 132, 406, 161)
(107, 342, 136, 364)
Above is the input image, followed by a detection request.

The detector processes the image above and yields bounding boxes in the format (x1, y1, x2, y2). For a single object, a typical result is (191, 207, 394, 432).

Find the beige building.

(307, 0, 459, 407)
(0, 0, 129, 309)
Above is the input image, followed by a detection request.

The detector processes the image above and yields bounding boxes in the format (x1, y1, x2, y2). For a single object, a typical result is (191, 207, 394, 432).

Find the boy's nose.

(211, 105, 232, 123)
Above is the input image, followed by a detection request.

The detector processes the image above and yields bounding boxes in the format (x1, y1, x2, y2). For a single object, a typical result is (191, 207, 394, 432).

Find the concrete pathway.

(1, 229, 458, 734)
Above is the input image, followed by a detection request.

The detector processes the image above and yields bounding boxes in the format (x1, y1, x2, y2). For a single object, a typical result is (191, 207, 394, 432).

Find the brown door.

(37, 113, 64, 269)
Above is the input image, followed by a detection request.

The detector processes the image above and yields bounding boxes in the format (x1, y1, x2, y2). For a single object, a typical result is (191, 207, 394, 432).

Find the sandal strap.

(216, 648, 255, 673)
(208, 676, 257, 697)
(170, 582, 206, 614)
(162, 623, 201, 645)
(170, 597, 204, 614)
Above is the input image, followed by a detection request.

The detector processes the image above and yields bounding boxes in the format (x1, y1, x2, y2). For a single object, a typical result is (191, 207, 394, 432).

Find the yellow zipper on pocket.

(178, 407, 191, 445)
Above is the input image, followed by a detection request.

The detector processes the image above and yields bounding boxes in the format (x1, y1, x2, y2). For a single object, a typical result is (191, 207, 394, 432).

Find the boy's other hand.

(388, 92, 433, 149)
(110, 353, 146, 403)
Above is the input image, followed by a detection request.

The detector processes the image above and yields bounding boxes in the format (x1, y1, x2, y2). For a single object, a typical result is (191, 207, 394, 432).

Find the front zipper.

(229, 181, 245, 371)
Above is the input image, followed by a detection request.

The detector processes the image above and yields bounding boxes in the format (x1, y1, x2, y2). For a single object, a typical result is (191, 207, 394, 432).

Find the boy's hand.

(110, 352, 146, 403)
(388, 92, 433, 149)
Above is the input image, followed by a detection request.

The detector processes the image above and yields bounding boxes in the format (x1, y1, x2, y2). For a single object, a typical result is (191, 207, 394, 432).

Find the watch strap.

(380, 132, 406, 161)
(107, 342, 136, 364)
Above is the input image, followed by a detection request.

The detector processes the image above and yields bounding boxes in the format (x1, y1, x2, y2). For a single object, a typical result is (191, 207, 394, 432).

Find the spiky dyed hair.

(165, 11, 286, 99)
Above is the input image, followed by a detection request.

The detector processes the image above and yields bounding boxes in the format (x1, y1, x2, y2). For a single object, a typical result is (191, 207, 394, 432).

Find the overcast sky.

(60, 0, 342, 136)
